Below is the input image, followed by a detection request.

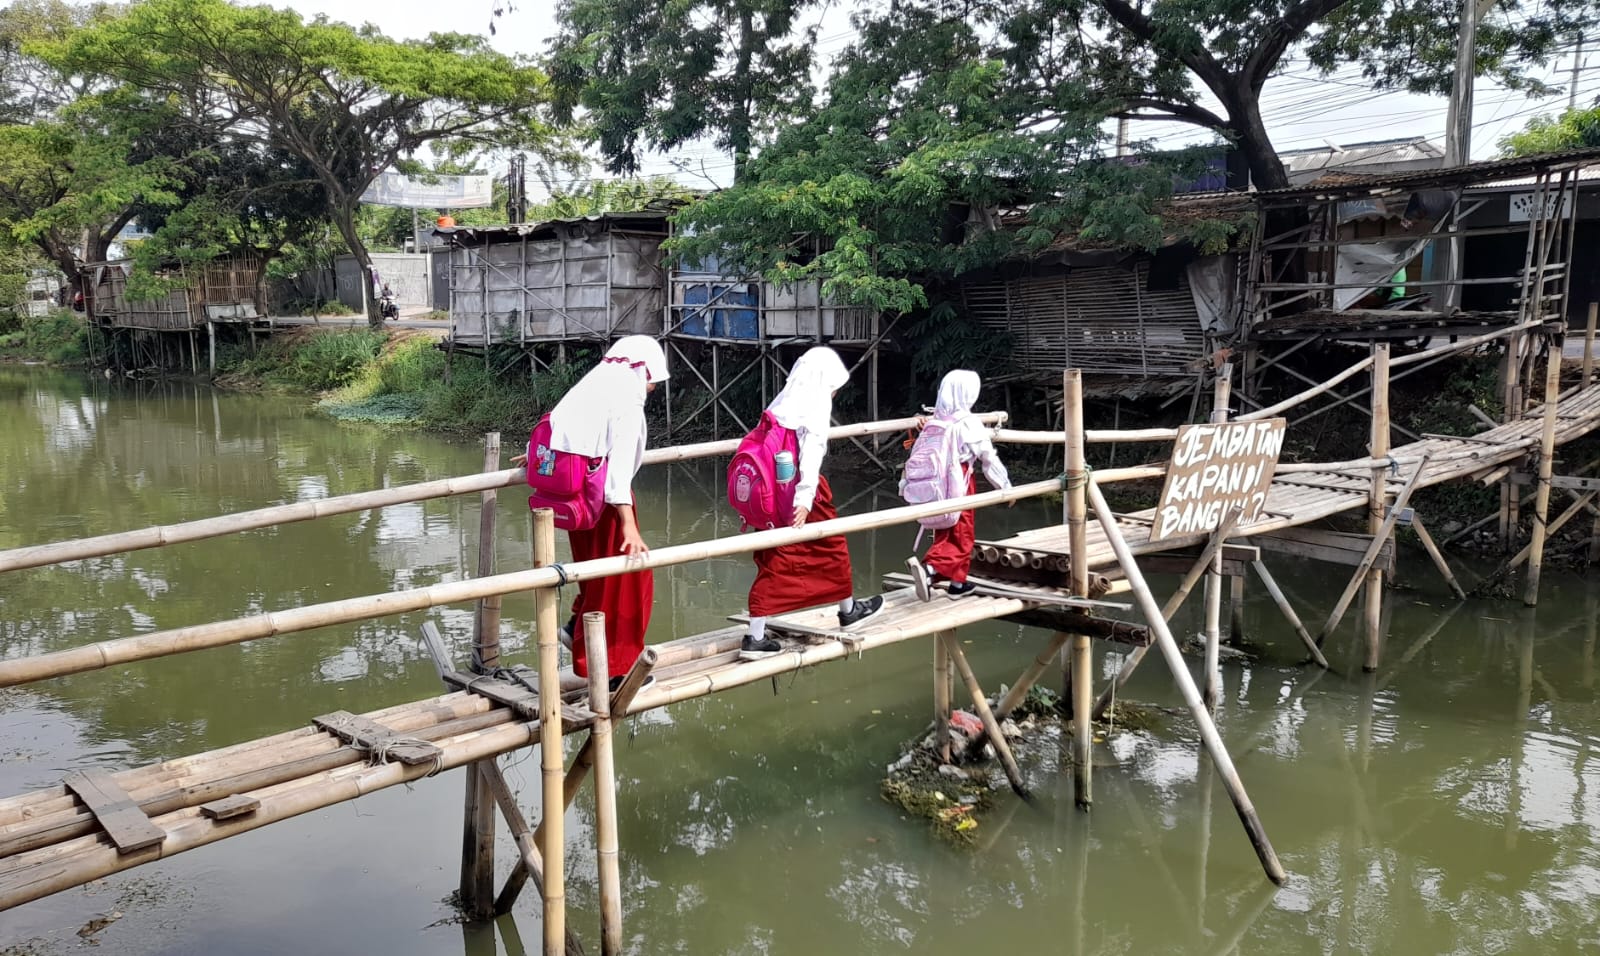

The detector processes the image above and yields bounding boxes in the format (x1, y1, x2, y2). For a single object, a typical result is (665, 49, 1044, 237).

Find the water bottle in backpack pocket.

(900, 418, 968, 541)
(727, 412, 800, 530)
(525, 415, 609, 531)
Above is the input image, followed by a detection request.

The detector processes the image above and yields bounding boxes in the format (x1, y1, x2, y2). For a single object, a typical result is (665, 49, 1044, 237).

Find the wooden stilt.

(459, 432, 502, 920)
(1249, 560, 1330, 669)
(1583, 302, 1597, 389)
(1086, 477, 1287, 885)
(1064, 369, 1091, 809)
(991, 632, 1070, 722)
(1409, 514, 1468, 601)
(1364, 344, 1391, 672)
(1317, 454, 1429, 648)
(939, 631, 1031, 801)
(581, 614, 623, 956)
(1204, 365, 1232, 711)
(933, 637, 952, 764)
(1091, 508, 1244, 720)
(1524, 333, 1564, 606)
(1229, 575, 1246, 643)
(533, 508, 567, 956)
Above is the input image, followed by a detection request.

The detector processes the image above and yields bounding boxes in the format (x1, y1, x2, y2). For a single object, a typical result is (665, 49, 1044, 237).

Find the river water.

(2, 365, 1599, 955)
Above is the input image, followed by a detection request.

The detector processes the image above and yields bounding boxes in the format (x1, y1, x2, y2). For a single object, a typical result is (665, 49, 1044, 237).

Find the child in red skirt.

(514, 335, 666, 690)
(908, 370, 1011, 599)
(740, 347, 884, 660)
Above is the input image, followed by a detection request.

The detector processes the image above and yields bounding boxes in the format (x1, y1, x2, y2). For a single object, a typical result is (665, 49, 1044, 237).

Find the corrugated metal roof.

(433, 207, 679, 242)
(1280, 137, 1444, 183)
(1255, 146, 1600, 201)
(1466, 164, 1600, 190)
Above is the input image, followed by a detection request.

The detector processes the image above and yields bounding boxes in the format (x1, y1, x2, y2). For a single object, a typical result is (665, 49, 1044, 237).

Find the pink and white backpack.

(900, 417, 968, 535)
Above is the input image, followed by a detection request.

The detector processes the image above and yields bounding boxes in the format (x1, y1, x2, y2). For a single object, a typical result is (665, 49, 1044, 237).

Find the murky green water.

(3, 364, 1599, 955)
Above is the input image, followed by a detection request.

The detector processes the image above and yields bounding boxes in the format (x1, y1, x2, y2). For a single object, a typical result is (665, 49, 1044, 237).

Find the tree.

(670, 5, 1232, 314)
(57, 0, 565, 328)
(1501, 105, 1600, 155)
(0, 1, 186, 293)
(548, 0, 818, 179)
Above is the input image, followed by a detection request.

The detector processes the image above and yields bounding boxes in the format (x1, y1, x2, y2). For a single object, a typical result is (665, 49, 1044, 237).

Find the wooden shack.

(440, 213, 670, 347)
(81, 256, 264, 331)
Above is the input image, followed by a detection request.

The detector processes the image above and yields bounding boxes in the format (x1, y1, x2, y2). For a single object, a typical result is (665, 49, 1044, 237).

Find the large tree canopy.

(1501, 104, 1600, 155)
(54, 0, 565, 327)
(548, 0, 818, 179)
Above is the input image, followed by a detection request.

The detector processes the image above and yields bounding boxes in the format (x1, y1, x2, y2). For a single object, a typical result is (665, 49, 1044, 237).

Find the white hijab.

(934, 369, 990, 446)
(767, 346, 849, 436)
(548, 335, 669, 459)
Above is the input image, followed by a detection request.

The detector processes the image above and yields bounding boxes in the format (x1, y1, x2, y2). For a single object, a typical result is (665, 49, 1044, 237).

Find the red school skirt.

(748, 475, 854, 617)
(924, 473, 977, 583)
(567, 500, 653, 679)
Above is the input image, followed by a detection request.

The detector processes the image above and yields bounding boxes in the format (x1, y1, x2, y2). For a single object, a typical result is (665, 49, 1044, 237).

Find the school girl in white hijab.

(911, 369, 1011, 598)
(517, 335, 668, 686)
(741, 347, 884, 660)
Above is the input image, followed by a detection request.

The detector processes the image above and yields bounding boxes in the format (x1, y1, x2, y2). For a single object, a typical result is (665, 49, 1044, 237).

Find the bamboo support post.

(1204, 365, 1232, 711)
(534, 509, 567, 955)
(991, 633, 1071, 723)
(1584, 302, 1597, 389)
(1364, 344, 1391, 672)
(939, 631, 1031, 802)
(1230, 575, 1246, 643)
(933, 638, 953, 764)
(1250, 560, 1330, 669)
(582, 614, 623, 956)
(459, 433, 502, 921)
(1409, 514, 1468, 601)
(1524, 333, 1564, 606)
(1064, 369, 1091, 809)
(1086, 478, 1287, 885)
(1091, 508, 1244, 721)
(1316, 454, 1430, 649)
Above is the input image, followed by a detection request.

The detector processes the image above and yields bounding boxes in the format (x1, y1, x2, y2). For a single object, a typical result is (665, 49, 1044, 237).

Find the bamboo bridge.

(2, 319, 1599, 955)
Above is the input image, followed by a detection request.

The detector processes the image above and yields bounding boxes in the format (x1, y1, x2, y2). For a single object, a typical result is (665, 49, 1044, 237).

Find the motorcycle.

(378, 288, 399, 322)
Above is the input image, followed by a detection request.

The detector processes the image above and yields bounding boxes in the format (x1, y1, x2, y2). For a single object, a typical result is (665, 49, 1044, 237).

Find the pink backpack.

(727, 412, 801, 530)
(526, 415, 608, 531)
(900, 417, 967, 532)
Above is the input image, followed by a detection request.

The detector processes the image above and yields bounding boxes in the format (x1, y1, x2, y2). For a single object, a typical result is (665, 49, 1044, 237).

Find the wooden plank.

(62, 769, 165, 855)
(199, 795, 260, 821)
(443, 671, 540, 718)
(1245, 527, 1395, 573)
(312, 711, 443, 766)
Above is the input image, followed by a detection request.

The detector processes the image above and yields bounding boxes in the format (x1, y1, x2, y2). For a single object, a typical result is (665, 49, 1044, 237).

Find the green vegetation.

(217, 329, 386, 391)
(1501, 106, 1600, 156)
(0, 308, 90, 364)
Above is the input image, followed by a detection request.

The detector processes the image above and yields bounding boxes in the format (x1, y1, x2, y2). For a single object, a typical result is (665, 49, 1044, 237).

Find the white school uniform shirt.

(935, 370, 1011, 491)
(547, 336, 669, 506)
(766, 347, 850, 512)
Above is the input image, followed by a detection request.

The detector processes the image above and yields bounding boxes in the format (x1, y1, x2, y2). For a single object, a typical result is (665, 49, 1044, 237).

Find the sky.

(278, 0, 1597, 195)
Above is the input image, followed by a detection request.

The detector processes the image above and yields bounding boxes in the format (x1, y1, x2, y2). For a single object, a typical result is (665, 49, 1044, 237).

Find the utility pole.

(1440, 0, 1487, 312)
(1116, 117, 1130, 157)
(1571, 34, 1586, 111)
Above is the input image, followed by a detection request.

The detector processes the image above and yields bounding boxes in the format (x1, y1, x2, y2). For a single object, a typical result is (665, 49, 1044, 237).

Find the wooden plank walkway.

(3, 381, 1598, 913)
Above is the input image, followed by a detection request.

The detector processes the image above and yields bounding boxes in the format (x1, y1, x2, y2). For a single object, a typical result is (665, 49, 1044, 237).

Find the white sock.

(749, 617, 768, 642)
(839, 597, 855, 614)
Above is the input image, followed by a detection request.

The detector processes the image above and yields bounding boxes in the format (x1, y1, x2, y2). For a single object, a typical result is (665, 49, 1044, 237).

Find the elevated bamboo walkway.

(3, 323, 1598, 953)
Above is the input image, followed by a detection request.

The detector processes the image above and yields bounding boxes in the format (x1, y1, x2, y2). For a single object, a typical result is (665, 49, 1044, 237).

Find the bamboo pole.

(1091, 508, 1245, 721)
(1316, 454, 1430, 649)
(1584, 302, 1597, 389)
(0, 478, 1076, 688)
(933, 637, 952, 764)
(1364, 344, 1391, 672)
(1229, 576, 1246, 643)
(459, 433, 500, 921)
(939, 631, 1031, 801)
(1408, 514, 1468, 601)
(992, 426, 1179, 445)
(1085, 478, 1287, 886)
(1524, 333, 1564, 606)
(1249, 560, 1330, 669)
(1205, 365, 1232, 712)
(534, 509, 566, 956)
(990, 633, 1071, 723)
(1064, 369, 1091, 809)
(0, 414, 1007, 576)
(582, 613, 623, 956)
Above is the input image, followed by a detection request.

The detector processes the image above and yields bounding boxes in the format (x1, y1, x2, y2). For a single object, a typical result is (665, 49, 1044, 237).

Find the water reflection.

(4, 365, 1600, 953)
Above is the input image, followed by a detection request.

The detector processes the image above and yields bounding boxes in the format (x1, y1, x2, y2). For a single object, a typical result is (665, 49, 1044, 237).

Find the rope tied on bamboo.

(1060, 465, 1093, 491)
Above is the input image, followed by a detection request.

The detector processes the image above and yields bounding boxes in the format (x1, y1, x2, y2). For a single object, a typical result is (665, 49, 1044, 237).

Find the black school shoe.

(838, 594, 885, 629)
(609, 674, 654, 694)
(739, 635, 783, 661)
(946, 581, 978, 598)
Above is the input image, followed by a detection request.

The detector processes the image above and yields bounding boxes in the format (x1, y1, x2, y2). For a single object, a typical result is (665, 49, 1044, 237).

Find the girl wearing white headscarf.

(514, 335, 668, 685)
(912, 370, 1010, 597)
(740, 347, 884, 660)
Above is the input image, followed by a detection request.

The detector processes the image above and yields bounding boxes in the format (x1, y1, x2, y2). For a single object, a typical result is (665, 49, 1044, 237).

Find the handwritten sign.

(1151, 419, 1286, 542)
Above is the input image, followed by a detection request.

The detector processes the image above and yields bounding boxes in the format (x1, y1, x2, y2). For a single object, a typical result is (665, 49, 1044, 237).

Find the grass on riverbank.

(0, 309, 91, 365)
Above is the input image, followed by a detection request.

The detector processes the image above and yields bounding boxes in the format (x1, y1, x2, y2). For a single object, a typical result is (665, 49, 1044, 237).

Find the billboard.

(361, 171, 494, 208)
